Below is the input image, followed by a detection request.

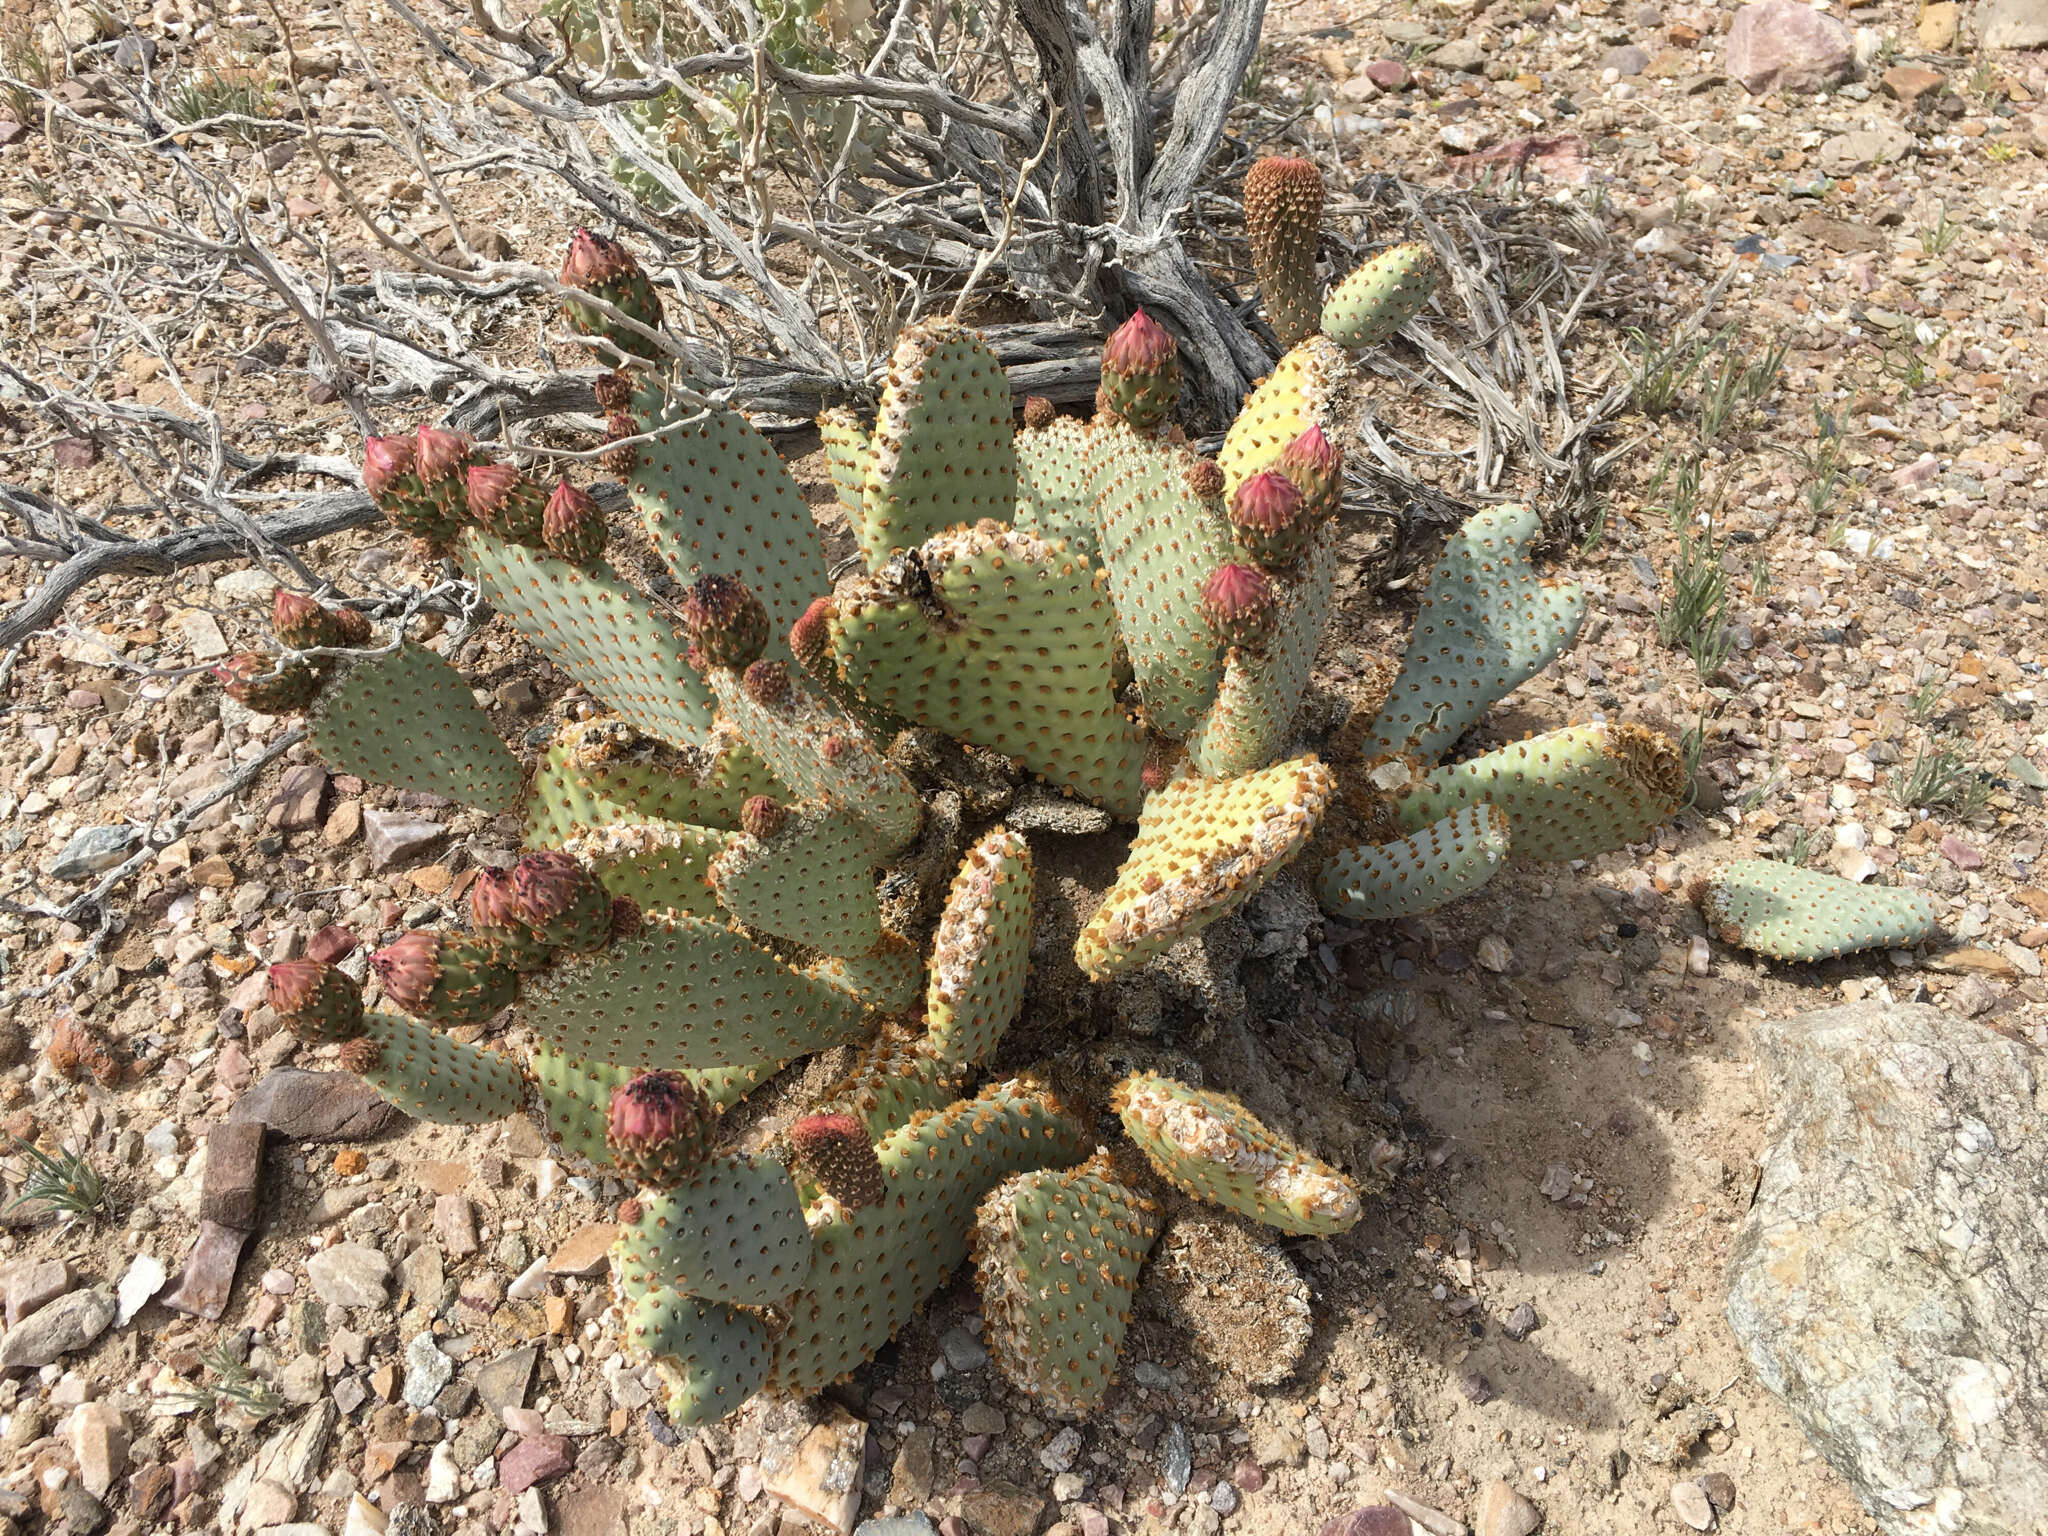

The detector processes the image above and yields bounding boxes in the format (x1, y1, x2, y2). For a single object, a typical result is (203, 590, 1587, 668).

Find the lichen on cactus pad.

(1075, 757, 1334, 981)
(973, 1152, 1163, 1418)
(306, 642, 524, 815)
(925, 826, 1035, 1070)
(1318, 803, 1512, 921)
(1112, 1072, 1362, 1235)
(1694, 860, 1944, 962)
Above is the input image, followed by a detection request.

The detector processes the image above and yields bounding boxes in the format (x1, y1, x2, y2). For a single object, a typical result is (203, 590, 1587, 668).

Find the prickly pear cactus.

(1694, 861, 1944, 962)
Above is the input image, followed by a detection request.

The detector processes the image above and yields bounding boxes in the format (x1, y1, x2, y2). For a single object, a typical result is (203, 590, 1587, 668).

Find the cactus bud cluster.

(1200, 563, 1277, 652)
(560, 228, 667, 362)
(363, 426, 473, 547)
(542, 480, 607, 567)
(680, 574, 771, 672)
(267, 959, 366, 1044)
(606, 1070, 715, 1188)
(466, 463, 548, 545)
(1098, 309, 1181, 433)
(213, 653, 319, 714)
(1228, 469, 1311, 569)
(785, 1112, 884, 1210)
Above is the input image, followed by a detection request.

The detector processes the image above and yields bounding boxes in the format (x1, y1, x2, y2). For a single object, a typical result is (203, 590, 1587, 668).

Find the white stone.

(116, 1253, 168, 1326)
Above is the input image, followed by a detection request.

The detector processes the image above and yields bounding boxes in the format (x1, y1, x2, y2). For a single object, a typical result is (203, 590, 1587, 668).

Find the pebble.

(1040, 1426, 1083, 1473)
(1671, 1479, 1716, 1530)
(1159, 1421, 1192, 1499)
(402, 1333, 453, 1408)
(306, 1244, 392, 1309)
(44, 825, 144, 880)
(362, 809, 447, 870)
(1502, 1302, 1541, 1340)
(1476, 1478, 1542, 1536)
(115, 1253, 167, 1326)
(938, 1326, 989, 1372)
(498, 1433, 574, 1494)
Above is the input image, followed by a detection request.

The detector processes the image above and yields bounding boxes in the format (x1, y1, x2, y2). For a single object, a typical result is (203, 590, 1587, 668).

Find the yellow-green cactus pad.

(625, 1288, 770, 1428)
(350, 1011, 526, 1125)
(925, 827, 1035, 1070)
(1074, 756, 1334, 981)
(709, 799, 885, 957)
(1217, 336, 1348, 498)
(972, 1151, 1163, 1418)
(461, 528, 716, 751)
(1698, 860, 1944, 962)
(1185, 518, 1338, 778)
(1318, 803, 1511, 921)
(818, 1033, 963, 1141)
(614, 1152, 813, 1307)
(1387, 723, 1685, 862)
(1321, 240, 1438, 349)
(1352, 504, 1586, 765)
(557, 814, 726, 919)
(518, 911, 872, 1072)
(1011, 415, 1161, 562)
(628, 400, 830, 666)
(523, 726, 772, 850)
(830, 522, 1148, 817)
(1112, 1072, 1362, 1235)
(817, 405, 873, 526)
(767, 1075, 1088, 1394)
(805, 934, 924, 1015)
(307, 643, 524, 815)
(858, 319, 1016, 569)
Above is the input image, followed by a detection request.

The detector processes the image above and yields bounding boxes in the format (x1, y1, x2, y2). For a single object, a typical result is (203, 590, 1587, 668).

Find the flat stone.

(1918, 0, 1959, 46)
(498, 1433, 572, 1494)
(1670, 1480, 1715, 1531)
(229, 1069, 407, 1140)
(1476, 1479, 1542, 1536)
(1365, 57, 1410, 89)
(69, 1400, 127, 1499)
(1818, 126, 1914, 177)
(954, 1481, 1045, 1536)
(0, 1287, 114, 1370)
(242, 1477, 297, 1528)
(1880, 65, 1945, 105)
(938, 1326, 988, 1372)
(547, 1223, 618, 1278)
(558, 1486, 628, 1536)
(434, 1194, 477, 1259)
(1725, 0, 1852, 94)
(323, 800, 362, 848)
(1319, 1512, 1413, 1536)
(5, 1259, 71, 1325)
(1727, 1003, 2048, 1531)
(402, 1334, 453, 1409)
(1600, 43, 1650, 74)
(45, 825, 143, 880)
(764, 1410, 865, 1536)
(1982, 0, 2048, 48)
(475, 1345, 539, 1421)
(268, 765, 330, 832)
(179, 610, 230, 660)
(1432, 36, 1486, 70)
(890, 1426, 937, 1508)
(201, 1122, 266, 1230)
(161, 1220, 251, 1320)
(213, 568, 279, 602)
(306, 1244, 392, 1310)
(363, 810, 445, 871)
(115, 1253, 168, 1326)
(855, 1520, 939, 1536)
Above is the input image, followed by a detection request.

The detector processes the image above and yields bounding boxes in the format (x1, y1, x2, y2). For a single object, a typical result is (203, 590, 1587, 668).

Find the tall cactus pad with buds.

(1695, 861, 1944, 962)
(555, 816, 728, 920)
(519, 912, 871, 1072)
(1112, 1073, 1362, 1236)
(858, 321, 1017, 569)
(1318, 804, 1512, 921)
(973, 1154, 1163, 1418)
(765, 1075, 1088, 1395)
(786, 1113, 887, 1211)
(1385, 723, 1687, 863)
(1075, 758, 1334, 981)
(830, 524, 1149, 817)
(627, 402, 832, 663)
(1244, 157, 1327, 352)
(925, 827, 1035, 1070)
(307, 644, 524, 814)
(346, 1012, 527, 1125)
(529, 1047, 766, 1172)
(1322, 242, 1438, 350)
(461, 529, 716, 750)
(614, 1155, 813, 1306)
(1218, 337, 1350, 497)
(560, 228, 667, 361)
(1353, 504, 1587, 764)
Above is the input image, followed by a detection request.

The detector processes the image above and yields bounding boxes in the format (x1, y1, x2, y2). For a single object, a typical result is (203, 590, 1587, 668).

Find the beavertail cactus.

(1244, 155, 1326, 351)
(369, 931, 518, 1027)
(466, 462, 547, 546)
(1199, 562, 1277, 652)
(362, 426, 472, 547)
(1228, 469, 1313, 570)
(560, 227, 666, 360)
(1694, 861, 1944, 962)
(214, 653, 318, 714)
(1099, 309, 1181, 433)
(1322, 241, 1438, 349)
(680, 573, 771, 672)
(266, 959, 365, 1044)
(607, 1070, 718, 1187)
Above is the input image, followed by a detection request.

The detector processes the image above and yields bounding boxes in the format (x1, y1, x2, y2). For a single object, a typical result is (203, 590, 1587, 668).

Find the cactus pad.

(859, 320, 1016, 568)
(1352, 504, 1587, 764)
(625, 1290, 771, 1428)
(460, 529, 715, 750)
(817, 405, 873, 526)
(1217, 336, 1349, 499)
(925, 827, 1035, 1070)
(518, 911, 872, 1072)
(973, 1152, 1163, 1417)
(767, 1075, 1087, 1394)
(1696, 860, 1944, 962)
(524, 727, 769, 850)
(1318, 803, 1511, 921)
(615, 1153, 813, 1306)
(557, 815, 727, 919)
(306, 644, 524, 814)
(709, 798, 885, 957)
(349, 1011, 526, 1125)
(1386, 723, 1685, 862)
(1074, 757, 1334, 981)
(818, 1034, 963, 1140)
(530, 1046, 768, 1171)
(1112, 1073, 1361, 1235)
(1012, 414, 1110, 560)
(805, 934, 923, 1014)
(830, 523, 1148, 817)
(1244, 156, 1326, 352)
(1321, 241, 1437, 349)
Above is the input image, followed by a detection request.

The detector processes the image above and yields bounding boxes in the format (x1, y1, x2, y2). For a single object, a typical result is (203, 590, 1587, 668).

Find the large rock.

(0, 1287, 116, 1370)
(228, 1070, 406, 1140)
(1726, 1003, 2048, 1532)
(1725, 0, 1853, 93)
(1980, 0, 2048, 49)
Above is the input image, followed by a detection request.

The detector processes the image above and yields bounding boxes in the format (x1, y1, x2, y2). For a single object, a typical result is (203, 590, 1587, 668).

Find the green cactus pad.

(1112, 1072, 1361, 1235)
(1185, 519, 1338, 778)
(350, 1011, 526, 1125)
(829, 523, 1148, 817)
(558, 814, 726, 918)
(706, 672, 922, 858)
(524, 727, 770, 850)
(818, 1034, 963, 1141)
(973, 1152, 1163, 1417)
(767, 1075, 1088, 1394)
(709, 799, 884, 957)
(518, 911, 873, 1072)
(306, 643, 523, 815)
(1074, 757, 1334, 981)
(1698, 860, 1944, 962)
(1352, 504, 1587, 764)
(625, 1289, 771, 1428)
(460, 528, 715, 751)
(817, 405, 873, 526)
(626, 397, 831, 664)
(1317, 803, 1511, 921)
(925, 827, 1035, 1070)
(615, 1153, 813, 1306)
(1095, 446, 1234, 739)
(1386, 723, 1686, 862)
(530, 1045, 770, 1172)
(1321, 241, 1437, 349)
(1217, 336, 1348, 499)
(804, 933, 924, 1015)
(858, 319, 1016, 568)
(1012, 415, 1156, 562)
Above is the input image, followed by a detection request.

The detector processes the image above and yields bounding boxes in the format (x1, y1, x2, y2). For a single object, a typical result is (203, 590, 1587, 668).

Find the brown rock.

(1881, 65, 1945, 105)
(228, 1069, 407, 1140)
(1476, 1479, 1543, 1536)
(955, 1481, 1045, 1536)
(547, 1223, 619, 1278)
(266, 764, 329, 832)
(323, 800, 362, 848)
(1725, 0, 1852, 94)
(1917, 0, 1957, 47)
(161, 1221, 253, 1321)
(499, 1434, 573, 1494)
(199, 1122, 265, 1230)
(4, 1259, 71, 1326)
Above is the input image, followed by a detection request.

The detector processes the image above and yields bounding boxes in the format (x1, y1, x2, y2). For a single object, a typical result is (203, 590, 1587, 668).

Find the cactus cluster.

(222, 164, 1938, 1434)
